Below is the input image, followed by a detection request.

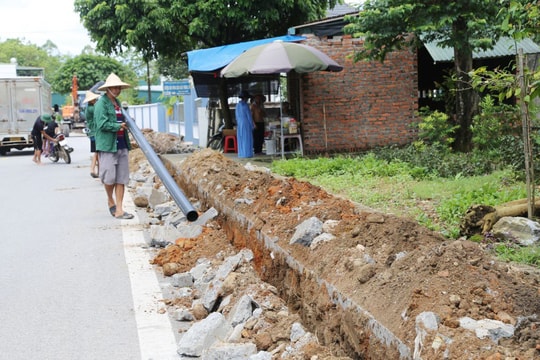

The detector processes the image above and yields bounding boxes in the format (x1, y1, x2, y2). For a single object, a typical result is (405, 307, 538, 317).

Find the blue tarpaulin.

(187, 35, 306, 72)
(186, 35, 305, 98)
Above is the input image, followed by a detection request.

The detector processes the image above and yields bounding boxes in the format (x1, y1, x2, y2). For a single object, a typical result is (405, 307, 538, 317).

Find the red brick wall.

(298, 35, 419, 154)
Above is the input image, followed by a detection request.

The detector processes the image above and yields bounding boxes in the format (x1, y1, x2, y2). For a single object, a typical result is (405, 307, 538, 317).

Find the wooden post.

(323, 103, 328, 151)
(518, 48, 535, 218)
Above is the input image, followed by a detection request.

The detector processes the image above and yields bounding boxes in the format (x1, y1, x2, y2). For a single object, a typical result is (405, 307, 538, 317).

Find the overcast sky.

(0, 0, 93, 55)
(0, 0, 360, 57)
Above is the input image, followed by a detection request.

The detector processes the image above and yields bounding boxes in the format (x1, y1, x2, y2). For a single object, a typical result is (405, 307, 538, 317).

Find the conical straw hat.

(83, 90, 100, 103)
(98, 73, 131, 90)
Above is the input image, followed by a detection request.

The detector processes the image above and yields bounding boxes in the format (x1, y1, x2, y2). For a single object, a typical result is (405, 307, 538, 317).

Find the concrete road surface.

(0, 134, 178, 360)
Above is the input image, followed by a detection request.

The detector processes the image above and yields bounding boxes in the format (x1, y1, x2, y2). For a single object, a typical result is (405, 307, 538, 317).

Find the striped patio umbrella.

(221, 40, 343, 78)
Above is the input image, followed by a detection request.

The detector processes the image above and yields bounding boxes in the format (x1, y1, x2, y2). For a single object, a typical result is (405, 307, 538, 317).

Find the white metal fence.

(124, 96, 209, 147)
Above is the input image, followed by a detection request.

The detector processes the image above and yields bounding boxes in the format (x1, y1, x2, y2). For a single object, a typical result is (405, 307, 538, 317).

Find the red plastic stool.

(223, 135, 238, 153)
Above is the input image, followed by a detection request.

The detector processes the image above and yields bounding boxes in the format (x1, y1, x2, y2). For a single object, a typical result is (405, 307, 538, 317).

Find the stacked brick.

(300, 34, 419, 154)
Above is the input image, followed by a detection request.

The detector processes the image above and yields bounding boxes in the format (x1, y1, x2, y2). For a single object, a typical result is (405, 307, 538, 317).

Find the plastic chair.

(280, 134, 303, 156)
(223, 135, 238, 153)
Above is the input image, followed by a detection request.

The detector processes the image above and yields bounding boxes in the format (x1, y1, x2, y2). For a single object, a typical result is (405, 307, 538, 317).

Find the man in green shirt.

(83, 90, 100, 178)
(94, 73, 134, 220)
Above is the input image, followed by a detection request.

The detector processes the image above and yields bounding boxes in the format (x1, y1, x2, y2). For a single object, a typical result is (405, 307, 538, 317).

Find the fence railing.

(125, 96, 209, 147)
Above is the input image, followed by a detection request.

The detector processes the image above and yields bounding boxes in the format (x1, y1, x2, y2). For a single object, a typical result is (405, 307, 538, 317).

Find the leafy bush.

(494, 133, 540, 180)
(472, 96, 520, 151)
(413, 108, 458, 150)
(372, 143, 496, 178)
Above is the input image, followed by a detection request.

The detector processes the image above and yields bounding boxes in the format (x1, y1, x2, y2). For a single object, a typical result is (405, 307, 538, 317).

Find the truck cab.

(0, 62, 52, 155)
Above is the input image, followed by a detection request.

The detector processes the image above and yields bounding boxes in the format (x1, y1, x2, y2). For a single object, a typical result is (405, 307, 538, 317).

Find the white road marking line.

(122, 194, 178, 360)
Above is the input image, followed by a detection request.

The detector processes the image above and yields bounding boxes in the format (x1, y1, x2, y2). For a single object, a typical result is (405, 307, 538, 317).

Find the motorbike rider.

(31, 114, 57, 165)
(43, 116, 60, 157)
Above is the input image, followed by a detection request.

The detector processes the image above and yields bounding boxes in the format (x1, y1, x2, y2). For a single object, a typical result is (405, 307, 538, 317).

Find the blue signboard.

(163, 80, 191, 96)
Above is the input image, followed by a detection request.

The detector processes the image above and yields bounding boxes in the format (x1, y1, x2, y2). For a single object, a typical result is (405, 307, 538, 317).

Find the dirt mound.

(132, 128, 197, 155)
(135, 147, 540, 358)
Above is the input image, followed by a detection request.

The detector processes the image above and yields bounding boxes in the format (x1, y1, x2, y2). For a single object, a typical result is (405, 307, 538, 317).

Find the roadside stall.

(220, 40, 343, 158)
(186, 35, 306, 148)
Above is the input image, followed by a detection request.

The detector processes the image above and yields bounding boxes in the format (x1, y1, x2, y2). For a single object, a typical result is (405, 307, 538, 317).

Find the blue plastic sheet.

(187, 35, 306, 72)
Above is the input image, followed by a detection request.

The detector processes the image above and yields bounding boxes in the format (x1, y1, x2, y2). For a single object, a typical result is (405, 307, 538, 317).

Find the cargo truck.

(0, 77, 52, 155)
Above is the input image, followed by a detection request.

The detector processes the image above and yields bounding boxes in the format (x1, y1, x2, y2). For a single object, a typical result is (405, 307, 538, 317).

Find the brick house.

(188, 6, 539, 155)
(187, 7, 420, 155)
(283, 8, 540, 154)
(286, 10, 419, 154)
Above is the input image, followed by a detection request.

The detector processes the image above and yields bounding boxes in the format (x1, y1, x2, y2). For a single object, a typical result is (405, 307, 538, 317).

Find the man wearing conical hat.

(93, 73, 134, 219)
(83, 90, 101, 178)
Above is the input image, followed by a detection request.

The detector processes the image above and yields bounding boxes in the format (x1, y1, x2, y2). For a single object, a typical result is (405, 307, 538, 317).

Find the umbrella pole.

(280, 82, 284, 159)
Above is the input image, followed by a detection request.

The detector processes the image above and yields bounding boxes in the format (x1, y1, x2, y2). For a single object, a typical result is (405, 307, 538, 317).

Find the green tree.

(40, 40, 62, 58)
(74, 0, 172, 102)
(116, 48, 162, 103)
(74, 0, 339, 124)
(469, 1, 540, 116)
(75, 0, 339, 57)
(498, 0, 540, 101)
(500, 0, 540, 44)
(0, 39, 62, 84)
(155, 56, 189, 81)
(345, 0, 509, 152)
(51, 54, 137, 100)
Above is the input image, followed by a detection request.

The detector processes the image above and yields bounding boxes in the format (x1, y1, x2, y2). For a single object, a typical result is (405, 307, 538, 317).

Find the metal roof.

(326, 4, 358, 18)
(425, 37, 540, 62)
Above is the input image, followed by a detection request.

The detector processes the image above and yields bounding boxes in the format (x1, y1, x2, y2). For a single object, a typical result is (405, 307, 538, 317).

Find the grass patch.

(270, 148, 540, 268)
(493, 244, 540, 267)
(271, 154, 527, 240)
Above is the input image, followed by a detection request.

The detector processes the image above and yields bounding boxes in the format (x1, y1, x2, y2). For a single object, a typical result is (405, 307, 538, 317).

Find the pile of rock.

(128, 155, 351, 359)
(170, 248, 336, 359)
(132, 129, 198, 154)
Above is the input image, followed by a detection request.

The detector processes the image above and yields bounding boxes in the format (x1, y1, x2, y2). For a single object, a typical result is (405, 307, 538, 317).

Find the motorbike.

(47, 133, 73, 164)
(207, 120, 226, 152)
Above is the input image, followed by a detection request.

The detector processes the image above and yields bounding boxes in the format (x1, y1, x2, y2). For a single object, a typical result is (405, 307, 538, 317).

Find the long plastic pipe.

(123, 110, 199, 222)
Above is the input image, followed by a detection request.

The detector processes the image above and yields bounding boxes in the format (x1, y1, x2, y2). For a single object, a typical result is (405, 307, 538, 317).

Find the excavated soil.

(130, 146, 540, 359)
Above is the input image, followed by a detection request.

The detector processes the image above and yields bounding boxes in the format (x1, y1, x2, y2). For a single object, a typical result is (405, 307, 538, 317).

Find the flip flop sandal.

(116, 212, 134, 220)
(109, 205, 116, 217)
(90, 172, 99, 178)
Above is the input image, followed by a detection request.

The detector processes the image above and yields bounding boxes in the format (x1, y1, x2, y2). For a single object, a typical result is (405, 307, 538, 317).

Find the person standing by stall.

(236, 90, 254, 158)
(251, 94, 266, 155)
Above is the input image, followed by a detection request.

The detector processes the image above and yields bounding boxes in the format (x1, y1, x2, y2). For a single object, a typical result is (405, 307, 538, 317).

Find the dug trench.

(144, 148, 539, 359)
